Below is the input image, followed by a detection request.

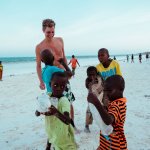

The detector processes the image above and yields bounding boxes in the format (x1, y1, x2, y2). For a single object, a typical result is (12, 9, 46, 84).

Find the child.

(87, 75, 127, 150)
(40, 49, 77, 149)
(96, 48, 122, 81)
(0, 61, 3, 81)
(36, 72, 77, 150)
(68, 55, 80, 76)
(84, 66, 104, 133)
(84, 66, 112, 134)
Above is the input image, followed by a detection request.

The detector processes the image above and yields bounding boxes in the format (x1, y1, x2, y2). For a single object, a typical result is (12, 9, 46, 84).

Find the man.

(35, 19, 67, 89)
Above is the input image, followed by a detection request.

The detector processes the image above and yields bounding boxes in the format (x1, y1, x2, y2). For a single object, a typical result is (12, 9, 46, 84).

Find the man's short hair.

(42, 19, 55, 31)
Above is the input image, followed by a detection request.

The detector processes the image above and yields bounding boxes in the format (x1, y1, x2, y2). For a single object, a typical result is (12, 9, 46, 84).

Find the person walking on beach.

(35, 19, 67, 90)
(126, 55, 129, 62)
(36, 72, 77, 150)
(68, 55, 80, 76)
(146, 53, 149, 61)
(139, 53, 142, 63)
(131, 54, 134, 63)
(0, 61, 3, 81)
(87, 75, 127, 149)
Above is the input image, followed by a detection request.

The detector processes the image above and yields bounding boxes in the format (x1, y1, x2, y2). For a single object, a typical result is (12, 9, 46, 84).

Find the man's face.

(98, 51, 109, 64)
(44, 27, 55, 39)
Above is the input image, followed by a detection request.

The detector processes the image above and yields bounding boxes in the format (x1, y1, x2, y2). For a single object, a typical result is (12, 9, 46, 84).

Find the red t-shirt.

(70, 58, 77, 68)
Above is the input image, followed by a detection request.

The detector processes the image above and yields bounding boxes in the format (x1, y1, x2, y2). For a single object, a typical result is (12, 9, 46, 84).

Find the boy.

(68, 55, 80, 76)
(84, 66, 104, 133)
(37, 72, 77, 150)
(87, 75, 127, 150)
(96, 48, 122, 80)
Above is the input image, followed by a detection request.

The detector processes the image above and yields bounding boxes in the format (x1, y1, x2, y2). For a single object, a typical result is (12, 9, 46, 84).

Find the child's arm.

(85, 78, 89, 89)
(87, 92, 115, 125)
(58, 58, 72, 77)
(77, 60, 80, 67)
(68, 60, 71, 65)
(45, 105, 72, 125)
(85, 77, 93, 89)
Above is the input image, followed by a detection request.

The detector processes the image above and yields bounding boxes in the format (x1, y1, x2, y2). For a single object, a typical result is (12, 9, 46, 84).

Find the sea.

(0, 55, 138, 77)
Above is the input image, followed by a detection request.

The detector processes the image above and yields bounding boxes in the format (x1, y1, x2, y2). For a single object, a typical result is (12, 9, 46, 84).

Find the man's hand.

(39, 82, 45, 90)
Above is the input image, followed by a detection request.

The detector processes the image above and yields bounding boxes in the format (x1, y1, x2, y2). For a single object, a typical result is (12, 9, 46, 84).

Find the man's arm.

(35, 45, 45, 89)
(60, 37, 68, 64)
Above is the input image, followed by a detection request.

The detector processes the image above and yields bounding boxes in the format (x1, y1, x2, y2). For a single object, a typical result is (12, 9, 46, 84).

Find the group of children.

(35, 48, 127, 150)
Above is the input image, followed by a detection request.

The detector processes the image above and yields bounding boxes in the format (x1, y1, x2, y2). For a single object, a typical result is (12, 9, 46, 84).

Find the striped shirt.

(98, 98, 127, 150)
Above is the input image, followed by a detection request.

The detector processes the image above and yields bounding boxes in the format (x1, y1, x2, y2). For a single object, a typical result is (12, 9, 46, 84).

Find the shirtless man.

(35, 19, 67, 89)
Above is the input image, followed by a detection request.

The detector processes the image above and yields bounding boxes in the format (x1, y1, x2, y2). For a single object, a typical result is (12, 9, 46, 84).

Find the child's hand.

(48, 105, 58, 116)
(58, 58, 65, 64)
(35, 110, 40, 116)
(87, 92, 99, 106)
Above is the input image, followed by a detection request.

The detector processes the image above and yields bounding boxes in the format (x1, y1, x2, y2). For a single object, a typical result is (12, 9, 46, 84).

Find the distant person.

(87, 75, 127, 150)
(68, 55, 80, 76)
(113, 56, 116, 60)
(35, 19, 68, 90)
(139, 53, 142, 63)
(146, 53, 149, 61)
(0, 61, 3, 81)
(36, 72, 77, 150)
(126, 55, 129, 62)
(131, 54, 134, 63)
(96, 48, 122, 81)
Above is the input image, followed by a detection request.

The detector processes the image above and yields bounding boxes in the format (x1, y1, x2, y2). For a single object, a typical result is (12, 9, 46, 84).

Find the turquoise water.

(0, 55, 138, 76)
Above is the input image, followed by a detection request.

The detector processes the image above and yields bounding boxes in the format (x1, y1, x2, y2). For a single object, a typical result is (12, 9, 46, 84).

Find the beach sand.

(0, 61, 150, 150)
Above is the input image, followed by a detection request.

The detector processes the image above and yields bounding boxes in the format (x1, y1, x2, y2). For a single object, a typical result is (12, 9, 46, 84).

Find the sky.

(0, 0, 150, 57)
